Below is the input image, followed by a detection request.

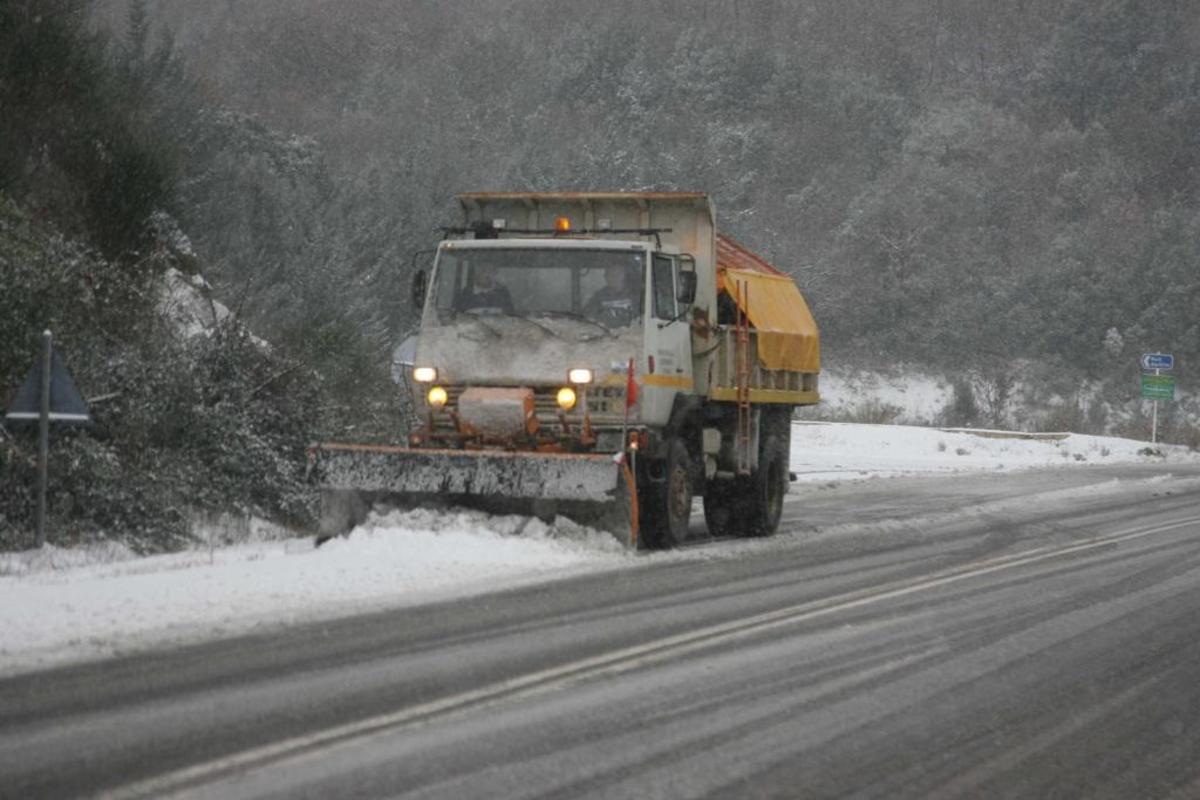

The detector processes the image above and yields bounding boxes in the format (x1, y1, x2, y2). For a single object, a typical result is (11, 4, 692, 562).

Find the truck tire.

(702, 479, 743, 538)
(743, 426, 788, 537)
(703, 410, 790, 538)
(642, 439, 692, 549)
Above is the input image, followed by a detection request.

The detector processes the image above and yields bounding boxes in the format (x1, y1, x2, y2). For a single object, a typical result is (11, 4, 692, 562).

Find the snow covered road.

(3, 460, 1200, 798)
(0, 423, 1196, 676)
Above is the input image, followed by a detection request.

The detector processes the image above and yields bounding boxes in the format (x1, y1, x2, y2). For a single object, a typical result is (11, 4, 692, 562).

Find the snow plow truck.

(309, 192, 820, 548)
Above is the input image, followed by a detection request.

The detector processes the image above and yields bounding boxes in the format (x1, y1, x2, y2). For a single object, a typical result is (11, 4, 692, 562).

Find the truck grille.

(427, 384, 627, 432)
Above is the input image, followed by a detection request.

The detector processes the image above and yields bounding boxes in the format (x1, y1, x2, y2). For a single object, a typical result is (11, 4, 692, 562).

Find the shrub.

(0, 200, 321, 552)
(845, 398, 903, 425)
(939, 378, 980, 427)
(1037, 398, 1087, 433)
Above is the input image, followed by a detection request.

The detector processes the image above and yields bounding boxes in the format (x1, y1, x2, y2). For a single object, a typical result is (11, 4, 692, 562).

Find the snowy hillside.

(812, 366, 1198, 440)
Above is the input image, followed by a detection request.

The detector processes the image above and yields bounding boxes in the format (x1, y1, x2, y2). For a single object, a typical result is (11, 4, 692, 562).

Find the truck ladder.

(734, 279, 752, 475)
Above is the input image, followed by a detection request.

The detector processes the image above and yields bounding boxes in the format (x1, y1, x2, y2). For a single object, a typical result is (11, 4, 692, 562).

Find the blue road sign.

(5, 348, 90, 424)
(1140, 353, 1174, 371)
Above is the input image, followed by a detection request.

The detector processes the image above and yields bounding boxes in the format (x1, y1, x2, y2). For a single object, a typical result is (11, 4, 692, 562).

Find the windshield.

(431, 247, 646, 329)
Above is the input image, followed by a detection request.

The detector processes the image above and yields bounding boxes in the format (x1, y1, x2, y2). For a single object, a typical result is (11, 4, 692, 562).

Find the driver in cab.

(458, 263, 514, 314)
(584, 264, 640, 328)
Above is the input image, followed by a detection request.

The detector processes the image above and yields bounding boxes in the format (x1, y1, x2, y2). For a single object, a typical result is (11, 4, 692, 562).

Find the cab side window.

(434, 257, 465, 311)
(652, 255, 676, 321)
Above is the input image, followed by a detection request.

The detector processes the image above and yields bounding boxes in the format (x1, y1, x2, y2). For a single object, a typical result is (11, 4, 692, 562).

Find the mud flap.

(309, 444, 639, 548)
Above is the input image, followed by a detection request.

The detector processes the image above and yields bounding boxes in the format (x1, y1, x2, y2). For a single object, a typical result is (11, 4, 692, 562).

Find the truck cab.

(407, 193, 723, 458)
(411, 234, 696, 453)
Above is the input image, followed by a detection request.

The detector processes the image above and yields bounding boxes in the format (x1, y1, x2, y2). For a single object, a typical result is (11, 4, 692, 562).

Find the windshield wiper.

(534, 310, 617, 339)
(464, 308, 560, 339)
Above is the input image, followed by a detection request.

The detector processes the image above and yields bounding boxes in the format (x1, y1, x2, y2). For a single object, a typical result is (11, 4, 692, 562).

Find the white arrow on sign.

(1140, 353, 1174, 371)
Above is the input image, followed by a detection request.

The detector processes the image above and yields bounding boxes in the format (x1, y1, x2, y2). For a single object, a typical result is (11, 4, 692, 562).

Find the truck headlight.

(427, 386, 448, 409)
(556, 386, 577, 411)
(567, 368, 593, 385)
(413, 366, 437, 383)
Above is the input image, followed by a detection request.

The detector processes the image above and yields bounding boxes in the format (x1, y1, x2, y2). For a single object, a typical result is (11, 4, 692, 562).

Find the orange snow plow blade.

(308, 443, 639, 548)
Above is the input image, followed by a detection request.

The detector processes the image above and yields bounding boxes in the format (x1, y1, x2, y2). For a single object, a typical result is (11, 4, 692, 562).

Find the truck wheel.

(704, 411, 790, 539)
(643, 439, 692, 549)
(744, 424, 789, 537)
(703, 479, 746, 538)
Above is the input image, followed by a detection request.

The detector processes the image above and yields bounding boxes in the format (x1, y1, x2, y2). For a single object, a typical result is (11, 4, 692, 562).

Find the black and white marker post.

(4, 330, 91, 548)
(36, 331, 51, 547)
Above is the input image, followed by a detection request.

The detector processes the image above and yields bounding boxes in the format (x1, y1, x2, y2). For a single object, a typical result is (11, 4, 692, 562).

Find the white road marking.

(104, 514, 1200, 799)
(924, 670, 1168, 798)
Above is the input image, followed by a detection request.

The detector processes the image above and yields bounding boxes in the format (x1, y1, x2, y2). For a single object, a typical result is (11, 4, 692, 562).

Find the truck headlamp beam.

(427, 386, 448, 409)
(568, 368, 594, 385)
(556, 387, 577, 411)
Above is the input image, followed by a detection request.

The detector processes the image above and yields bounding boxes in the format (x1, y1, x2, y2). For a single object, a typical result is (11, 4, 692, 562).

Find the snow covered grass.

(0, 508, 632, 675)
(0, 422, 1196, 676)
(815, 370, 950, 424)
(788, 421, 1199, 482)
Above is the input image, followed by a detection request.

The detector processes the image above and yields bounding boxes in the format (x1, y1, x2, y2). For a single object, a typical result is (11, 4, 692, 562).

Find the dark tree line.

(3, 1, 1198, 547)
(0, 1, 400, 550)
(100, 0, 1198, 380)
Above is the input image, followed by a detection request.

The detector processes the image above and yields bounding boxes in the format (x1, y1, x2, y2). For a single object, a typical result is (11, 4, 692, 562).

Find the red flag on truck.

(625, 358, 638, 409)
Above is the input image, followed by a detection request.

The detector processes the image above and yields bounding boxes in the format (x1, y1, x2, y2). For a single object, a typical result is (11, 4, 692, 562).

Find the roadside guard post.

(4, 331, 91, 548)
(1139, 353, 1175, 444)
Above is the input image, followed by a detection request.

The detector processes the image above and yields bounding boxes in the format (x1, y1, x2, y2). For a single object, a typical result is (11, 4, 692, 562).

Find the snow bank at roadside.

(789, 422, 1199, 482)
(0, 508, 631, 676)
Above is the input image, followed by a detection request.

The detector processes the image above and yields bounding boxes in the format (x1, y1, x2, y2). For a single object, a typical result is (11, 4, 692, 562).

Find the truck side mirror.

(409, 248, 437, 311)
(411, 270, 427, 310)
(676, 270, 697, 306)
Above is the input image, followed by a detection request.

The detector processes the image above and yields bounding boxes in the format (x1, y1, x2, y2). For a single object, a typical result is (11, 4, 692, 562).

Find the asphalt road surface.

(2, 464, 1200, 799)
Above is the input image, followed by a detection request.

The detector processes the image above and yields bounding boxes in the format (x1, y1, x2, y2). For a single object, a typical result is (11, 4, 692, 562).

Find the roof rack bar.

(441, 226, 673, 248)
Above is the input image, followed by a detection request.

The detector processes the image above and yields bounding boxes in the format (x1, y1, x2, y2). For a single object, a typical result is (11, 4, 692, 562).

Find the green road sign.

(1141, 373, 1176, 400)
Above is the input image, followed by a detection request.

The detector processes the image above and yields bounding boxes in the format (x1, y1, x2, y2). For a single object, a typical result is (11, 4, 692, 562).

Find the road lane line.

(105, 513, 1200, 799)
(924, 670, 1168, 799)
